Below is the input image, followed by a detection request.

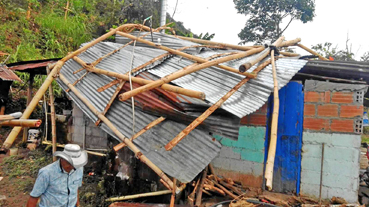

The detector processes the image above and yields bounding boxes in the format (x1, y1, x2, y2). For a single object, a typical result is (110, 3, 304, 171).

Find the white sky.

(166, 0, 369, 60)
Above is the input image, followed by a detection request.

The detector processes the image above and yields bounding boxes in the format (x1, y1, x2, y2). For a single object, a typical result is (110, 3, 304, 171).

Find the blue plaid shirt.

(30, 159, 83, 207)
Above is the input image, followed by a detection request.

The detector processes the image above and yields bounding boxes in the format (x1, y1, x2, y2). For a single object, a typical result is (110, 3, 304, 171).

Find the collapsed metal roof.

(53, 30, 308, 183)
(0, 65, 22, 82)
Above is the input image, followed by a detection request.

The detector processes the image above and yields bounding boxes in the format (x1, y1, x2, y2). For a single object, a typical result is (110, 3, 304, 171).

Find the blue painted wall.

(265, 81, 304, 193)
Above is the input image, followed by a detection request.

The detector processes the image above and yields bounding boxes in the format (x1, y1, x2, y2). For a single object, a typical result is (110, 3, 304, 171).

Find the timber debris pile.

(0, 22, 341, 206)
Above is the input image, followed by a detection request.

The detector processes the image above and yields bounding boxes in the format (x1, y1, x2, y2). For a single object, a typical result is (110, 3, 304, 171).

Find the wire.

(128, 16, 152, 137)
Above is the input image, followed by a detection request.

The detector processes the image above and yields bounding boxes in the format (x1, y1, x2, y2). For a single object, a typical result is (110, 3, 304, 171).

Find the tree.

(234, 0, 315, 44)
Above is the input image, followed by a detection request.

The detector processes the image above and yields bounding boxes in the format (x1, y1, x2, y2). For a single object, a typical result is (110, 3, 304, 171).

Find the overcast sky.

(166, 0, 369, 60)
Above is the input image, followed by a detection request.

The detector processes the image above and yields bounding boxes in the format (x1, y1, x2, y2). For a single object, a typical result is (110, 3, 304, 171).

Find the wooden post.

(42, 141, 106, 157)
(58, 74, 174, 189)
(1, 23, 139, 151)
(319, 143, 325, 206)
(47, 67, 57, 161)
(23, 73, 35, 143)
(195, 167, 208, 206)
(118, 46, 263, 102)
(116, 31, 256, 78)
(297, 43, 329, 61)
(165, 37, 284, 151)
(170, 178, 177, 207)
(264, 49, 280, 191)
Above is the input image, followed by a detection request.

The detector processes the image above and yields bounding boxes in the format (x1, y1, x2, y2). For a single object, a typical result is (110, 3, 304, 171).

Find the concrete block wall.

(300, 132, 360, 202)
(301, 80, 366, 202)
(71, 103, 108, 149)
(212, 103, 268, 187)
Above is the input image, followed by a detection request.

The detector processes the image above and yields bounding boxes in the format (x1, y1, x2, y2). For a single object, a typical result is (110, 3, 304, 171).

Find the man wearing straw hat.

(27, 144, 88, 207)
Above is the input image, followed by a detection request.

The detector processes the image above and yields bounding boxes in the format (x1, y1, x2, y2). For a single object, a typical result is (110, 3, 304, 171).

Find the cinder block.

(72, 103, 84, 118)
(323, 160, 359, 177)
(301, 156, 322, 172)
(241, 149, 264, 163)
(303, 132, 333, 145)
(302, 144, 322, 158)
(212, 157, 232, 169)
(326, 188, 357, 203)
(300, 170, 321, 185)
(73, 117, 84, 126)
(300, 183, 328, 199)
(323, 173, 356, 189)
(219, 146, 241, 159)
(331, 133, 361, 148)
(324, 146, 360, 163)
(228, 159, 263, 175)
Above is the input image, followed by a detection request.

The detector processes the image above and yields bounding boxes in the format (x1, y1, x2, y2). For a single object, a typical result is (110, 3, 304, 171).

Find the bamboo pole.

(72, 56, 205, 100)
(64, 0, 69, 20)
(66, 71, 89, 92)
(264, 49, 280, 191)
(0, 119, 42, 127)
(279, 51, 300, 57)
(297, 43, 329, 61)
(116, 31, 256, 78)
(195, 167, 208, 206)
(239, 48, 270, 72)
(119, 47, 264, 102)
(58, 73, 174, 188)
(23, 73, 35, 143)
(170, 178, 177, 207)
(1, 24, 141, 151)
(1, 112, 22, 120)
(114, 117, 166, 151)
(188, 178, 200, 206)
(239, 37, 289, 72)
(164, 38, 284, 151)
(47, 67, 57, 162)
(42, 141, 106, 157)
(106, 190, 171, 202)
(0, 106, 5, 115)
(279, 38, 301, 47)
(174, 35, 260, 51)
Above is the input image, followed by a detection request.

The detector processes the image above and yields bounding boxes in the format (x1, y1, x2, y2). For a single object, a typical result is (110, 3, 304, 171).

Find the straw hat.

(54, 144, 88, 168)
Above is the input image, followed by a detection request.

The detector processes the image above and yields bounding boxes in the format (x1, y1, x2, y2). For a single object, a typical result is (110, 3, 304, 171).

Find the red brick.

(305, 91, 329, 103)
(255, 103, 268, 114)
(304, 104, 316, 116)
(303, 118, 330, 131)
(330, 119, 354, 133)
(317, 104, 338, 117)
(340, 105, 363, 118)
(241, 114, 267, 126)
(305, 92, 321, 102)
(323, 91, 331, 103)
(331, 92, 354, 104)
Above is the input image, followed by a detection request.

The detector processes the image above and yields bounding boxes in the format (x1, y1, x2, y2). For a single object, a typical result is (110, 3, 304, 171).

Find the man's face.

(60, 158, 74, 173)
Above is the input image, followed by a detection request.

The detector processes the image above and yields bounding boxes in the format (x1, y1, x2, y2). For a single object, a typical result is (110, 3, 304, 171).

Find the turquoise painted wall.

(213, 126, 266, 163)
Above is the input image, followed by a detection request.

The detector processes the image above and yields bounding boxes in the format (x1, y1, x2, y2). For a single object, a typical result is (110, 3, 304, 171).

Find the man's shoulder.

(39, 160, 60, 174)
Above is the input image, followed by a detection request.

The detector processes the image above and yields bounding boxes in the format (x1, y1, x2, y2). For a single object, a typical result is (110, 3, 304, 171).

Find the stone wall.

(300, 80, 367, 202)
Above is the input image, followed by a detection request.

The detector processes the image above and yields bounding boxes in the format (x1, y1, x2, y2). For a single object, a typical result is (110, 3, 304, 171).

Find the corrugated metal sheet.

(57, 58, 221, 183)
(116, 32, 308, 118)
(56, 32, 308, 182)
(0, 65, 22, 82)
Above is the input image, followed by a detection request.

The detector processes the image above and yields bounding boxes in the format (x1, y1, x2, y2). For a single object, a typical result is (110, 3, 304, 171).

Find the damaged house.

(2, 24, 367, 204)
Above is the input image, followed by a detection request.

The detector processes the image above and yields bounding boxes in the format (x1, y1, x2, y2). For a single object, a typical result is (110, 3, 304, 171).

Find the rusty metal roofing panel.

(57, 53, 221, 183)
(0, 65, 21, 82)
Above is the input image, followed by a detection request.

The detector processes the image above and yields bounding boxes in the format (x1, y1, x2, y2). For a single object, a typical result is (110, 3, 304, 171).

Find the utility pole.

(160, 0, 167, 33)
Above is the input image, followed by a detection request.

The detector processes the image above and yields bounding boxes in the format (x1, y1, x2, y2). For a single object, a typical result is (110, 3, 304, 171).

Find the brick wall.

(240, 103, 268, 126)
(304, 91, 363, 133)
(300, 80, 367, 202)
